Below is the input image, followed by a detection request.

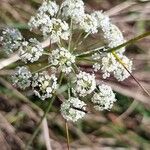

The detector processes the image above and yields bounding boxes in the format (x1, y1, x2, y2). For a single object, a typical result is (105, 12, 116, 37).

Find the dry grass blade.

(0, 54, 20, 70)
(106, 1, 136, 16)
(105, 81, 150, 107)
(0, 113, 25, 149)
(117, 100, 139, 120)
(42, 118, 52, 150)
(65, 121, 70, 150)
(0, 77, 43, 113)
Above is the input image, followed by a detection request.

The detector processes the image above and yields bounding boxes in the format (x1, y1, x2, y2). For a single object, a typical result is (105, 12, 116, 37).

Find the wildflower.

(19, 38, 43, 63)
(48, 47, 75, 74)
(47, 18, 70, 43)
(92, 11, 110, 30)
(93, 52, 117, 79)
(93, 52, 132, 80)
(61, 97, 86, 122)
(0, 27, 23, 54)
(61, 0, 85, 22)
(79, 14, 98, 34)
(28, 0, 59, 29)
(32, 72, 58, 100)
(38, 0, 59, 16)
(92, 84, 116, 111)
(73, 71, 96, 97)
(12, 66, 32, 89)
(113, 54, 132, 81)
(104, 24, 126, 53)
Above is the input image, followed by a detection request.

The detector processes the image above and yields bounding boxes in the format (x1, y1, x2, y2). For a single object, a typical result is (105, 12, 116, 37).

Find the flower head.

(49, 47, 75, 74)
(92, 11, 110, 31)
(113, 54, 132, 81)
(73, 71, 96, 97)
(48, 18, 70, 42)
(104, 24, 126, 53)
(28, 0, 59, 29)
(92, 84, 116, 111)
(38, 0, 59, 16)
(32, 72, 58, 100)
(0, 27, 23, 54)
(12, 66, 32, 89)
(61, 0, 85, 22)
(79, 14, 98, 34)
(19, 38, 43, 63)
(61, 97, 86, 122)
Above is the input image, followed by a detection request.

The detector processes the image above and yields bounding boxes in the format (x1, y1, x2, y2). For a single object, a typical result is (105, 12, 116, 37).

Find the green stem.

(68, 19, 73, 51)
(76, 31, 150, 58)
(76, 46, 105, 57)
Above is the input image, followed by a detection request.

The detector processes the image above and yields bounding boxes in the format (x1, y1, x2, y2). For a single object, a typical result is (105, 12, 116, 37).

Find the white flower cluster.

(61, 0, 85, 22)
(73, 71, 96, 97)
(79, 14, 98, 34)
(93, 52, 132, 80)
(61, 0, 98, 34)
(91, 11, 132, 81)
(0, 28, 23, 54)
(49, 47, 75, 74)
(92, 11, 125, 53)
(28, 1, 58, 29)
(113, 54, 133, 81)
(19, 38, 43, 63)
(28, 1, 70, 42)
(12, 66, 32, 89)
(61, 97, 86, 122)
(92, 11, 110, 30)
(92, 84, 116, 111)
(32, 72, 58, 100)
(0, 0, 134, 122)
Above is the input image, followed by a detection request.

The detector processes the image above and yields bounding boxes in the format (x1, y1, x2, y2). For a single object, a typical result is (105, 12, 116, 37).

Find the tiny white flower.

(48, 47, 76, 74)
(0, 27, 23, 54)
(79, 14, 98, 34)
(92, 11, 110, 31)
(92, 84, 116, 111)
(113, 54, 132, 81)
(73, 71, 96, 97)
(61, 97, 86, 122)
(104, 24, 126, 53)
(12, 66, 32, 89)
(32, 72, 58, 100)
(38, 0, 59, 17)
(61, 0, 85, 22)
(19, 38, 43, 63)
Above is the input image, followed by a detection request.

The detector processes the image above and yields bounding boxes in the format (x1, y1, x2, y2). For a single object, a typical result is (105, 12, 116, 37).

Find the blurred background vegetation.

(0, 0, 150, 149)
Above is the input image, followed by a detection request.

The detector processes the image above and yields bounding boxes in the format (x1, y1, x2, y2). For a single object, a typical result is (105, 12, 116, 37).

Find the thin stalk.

(74, 32, 90, 51)
(76, 31, 150, 58)
(76, 46, 105, 57)
(68, 83, 71, 99)
(68, 19, 73, 51)
(107, 31, 150, 53)
(25, 96, 55, 150)
(32, 64, 52, 74)
(65, 121, 70, 150)
(112, 51, 150, 97)
(72, 32, 84, 51)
